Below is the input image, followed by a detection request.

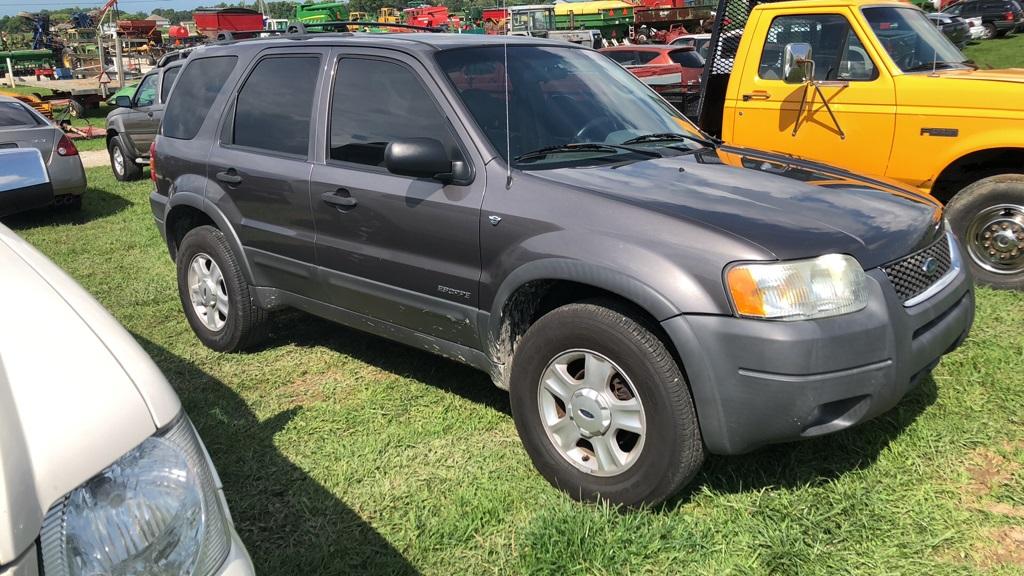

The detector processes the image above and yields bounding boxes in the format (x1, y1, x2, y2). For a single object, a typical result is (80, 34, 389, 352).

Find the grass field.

(5, 168, 1024, 575)
(964, 33, 1024, 70)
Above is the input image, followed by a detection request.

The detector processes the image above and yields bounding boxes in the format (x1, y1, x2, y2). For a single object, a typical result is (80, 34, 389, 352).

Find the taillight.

(150, 141, 158, 182)
(1006, 11, 1014, 20)
(56, 134, 78, 157)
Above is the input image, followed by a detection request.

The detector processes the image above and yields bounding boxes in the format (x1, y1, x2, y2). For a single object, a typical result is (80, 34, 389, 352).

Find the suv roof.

(199, 31, 577, 55)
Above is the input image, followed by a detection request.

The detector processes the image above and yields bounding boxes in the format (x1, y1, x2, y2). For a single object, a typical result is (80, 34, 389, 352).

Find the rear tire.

(109, 136, 143, 181)
(176, 225, 268, 352)
(508, 301, 704, 507)
(67, 99, 85, 118)
(945, 173, 1024, 290)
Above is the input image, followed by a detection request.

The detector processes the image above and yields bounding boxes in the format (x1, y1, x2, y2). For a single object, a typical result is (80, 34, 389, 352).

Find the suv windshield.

(435, 45, 705, 168)
(863, 6, 969, 72)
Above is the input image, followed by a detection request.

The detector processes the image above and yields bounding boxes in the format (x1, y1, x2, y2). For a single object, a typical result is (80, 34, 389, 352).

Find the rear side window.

(636, 51, 659, 64)
(134, 73, 158, 107)
(163, 56, 237, 140)
(328, 58, 461, 168)
(0, 102, 41, 127)
(605, 51, 640, 65)
(668, 49, 704, 68)
(160, 66, 180, 102)
(232, 56, 320, 156)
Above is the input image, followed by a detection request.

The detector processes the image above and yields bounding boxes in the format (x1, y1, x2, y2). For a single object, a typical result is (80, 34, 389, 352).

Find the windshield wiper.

(620, 132, 717, 148)
(903, 61, 966, 72)
(513, 142, 659, 163)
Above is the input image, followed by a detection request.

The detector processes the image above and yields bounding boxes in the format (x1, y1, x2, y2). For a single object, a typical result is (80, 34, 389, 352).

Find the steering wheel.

(573, 116, 618, 143)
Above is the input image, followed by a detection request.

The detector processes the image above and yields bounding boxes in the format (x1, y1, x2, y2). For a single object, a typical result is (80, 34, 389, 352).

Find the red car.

(599, 45, 703, 116)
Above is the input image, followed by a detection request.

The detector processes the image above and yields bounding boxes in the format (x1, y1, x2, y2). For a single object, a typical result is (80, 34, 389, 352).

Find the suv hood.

(0, 225, 181, 566)
(529, 147, 943, 269)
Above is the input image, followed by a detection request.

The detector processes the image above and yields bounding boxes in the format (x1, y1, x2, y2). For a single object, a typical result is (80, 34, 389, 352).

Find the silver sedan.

(0, 95, 86, 212)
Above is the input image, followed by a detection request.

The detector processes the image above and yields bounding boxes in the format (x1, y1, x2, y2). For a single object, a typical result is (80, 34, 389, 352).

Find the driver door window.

(133, 73, 158, 107)
(758, 14, 877, 81)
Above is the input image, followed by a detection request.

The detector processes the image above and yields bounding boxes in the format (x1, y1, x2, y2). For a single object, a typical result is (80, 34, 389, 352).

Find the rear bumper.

(993, 19, 1017, 31)
(48, 155, 87, 197)
(662, 249, 974, 455)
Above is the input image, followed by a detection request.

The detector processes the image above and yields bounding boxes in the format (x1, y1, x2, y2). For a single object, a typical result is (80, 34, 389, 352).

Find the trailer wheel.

(68, 99, 86, 119)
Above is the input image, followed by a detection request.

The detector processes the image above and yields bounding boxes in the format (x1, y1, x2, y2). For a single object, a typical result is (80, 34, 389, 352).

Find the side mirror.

(115, 95, 132, 108)
(783, 42, 814, 84)
(384, 138, 468, 183)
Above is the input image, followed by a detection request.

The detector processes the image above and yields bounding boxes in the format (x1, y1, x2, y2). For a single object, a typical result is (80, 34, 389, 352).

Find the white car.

(0, 150, 254, 576)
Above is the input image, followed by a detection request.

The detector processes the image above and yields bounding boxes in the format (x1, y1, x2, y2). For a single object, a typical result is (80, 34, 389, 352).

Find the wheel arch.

(932, 147, 1024, 205)
(485, 259, 692, 389)
(164, 193, 256, 285)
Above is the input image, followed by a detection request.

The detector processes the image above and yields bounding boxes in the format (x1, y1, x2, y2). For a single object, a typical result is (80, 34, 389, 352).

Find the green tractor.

(295, 2, 349, 24)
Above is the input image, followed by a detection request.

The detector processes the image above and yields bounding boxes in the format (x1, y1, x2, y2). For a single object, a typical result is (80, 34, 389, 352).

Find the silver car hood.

(0, 225, 181, 565)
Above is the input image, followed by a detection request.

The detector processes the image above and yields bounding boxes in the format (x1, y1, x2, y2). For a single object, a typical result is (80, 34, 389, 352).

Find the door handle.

(321, 189, 357, 209)
(216, 169, 242, 185)
(147, 111, 154, 117)
(742, 91, 771, 101)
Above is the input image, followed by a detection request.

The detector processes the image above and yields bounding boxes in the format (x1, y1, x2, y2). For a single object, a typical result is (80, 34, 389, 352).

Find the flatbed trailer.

(14, 77, 109, 117)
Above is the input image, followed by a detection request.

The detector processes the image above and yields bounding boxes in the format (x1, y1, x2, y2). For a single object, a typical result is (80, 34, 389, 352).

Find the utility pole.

(5, 58, 14, 88)
(113, 27, 124, 88)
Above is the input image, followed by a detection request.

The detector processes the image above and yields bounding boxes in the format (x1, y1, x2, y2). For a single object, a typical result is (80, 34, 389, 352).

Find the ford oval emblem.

(579, 409, 595, 420)
(921, 257, 939, 276)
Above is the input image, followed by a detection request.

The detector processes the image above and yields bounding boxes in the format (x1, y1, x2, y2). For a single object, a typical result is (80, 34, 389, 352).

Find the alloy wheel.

(187, 253, 229, 331)
(537, 349, 646, 477)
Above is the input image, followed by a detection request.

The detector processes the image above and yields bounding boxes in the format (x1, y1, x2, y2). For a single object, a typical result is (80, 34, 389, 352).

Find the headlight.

(40, 415, 231, 576)
(725, 253, 868, 320)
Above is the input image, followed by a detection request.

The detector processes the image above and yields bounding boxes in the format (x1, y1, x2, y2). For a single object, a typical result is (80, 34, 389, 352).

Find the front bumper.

(662, 253, 974, 455)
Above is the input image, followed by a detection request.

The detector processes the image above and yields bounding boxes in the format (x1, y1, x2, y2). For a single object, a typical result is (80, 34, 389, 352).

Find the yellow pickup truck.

(696, 0, 1023, 288)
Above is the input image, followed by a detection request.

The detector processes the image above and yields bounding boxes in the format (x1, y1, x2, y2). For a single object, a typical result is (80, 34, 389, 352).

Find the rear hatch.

(0, 101, 55, 163)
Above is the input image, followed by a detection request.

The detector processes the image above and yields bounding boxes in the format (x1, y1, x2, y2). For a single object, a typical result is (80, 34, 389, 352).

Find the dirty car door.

(121, 72, 160, 156)
(206, 50, 324, 299)
(309, 49, 485, 347)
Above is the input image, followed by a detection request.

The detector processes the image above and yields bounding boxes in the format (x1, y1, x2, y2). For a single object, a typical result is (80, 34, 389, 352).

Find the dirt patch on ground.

(965, 449, 1021, 500)
(281, 371, 335, 406)
(973, 526, 1024, 569)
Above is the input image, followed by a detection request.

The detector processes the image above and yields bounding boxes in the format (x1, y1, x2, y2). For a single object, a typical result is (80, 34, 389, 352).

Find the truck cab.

(702, 0, 1024, 288)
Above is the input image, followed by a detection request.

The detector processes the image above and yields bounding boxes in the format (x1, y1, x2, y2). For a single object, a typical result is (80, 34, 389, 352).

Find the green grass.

(963, 33, 1024, 69)
(6, 168, 1024, 575)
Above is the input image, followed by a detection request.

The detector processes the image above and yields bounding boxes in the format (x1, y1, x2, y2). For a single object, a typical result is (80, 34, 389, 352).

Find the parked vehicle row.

(941, 0, 1024, 38)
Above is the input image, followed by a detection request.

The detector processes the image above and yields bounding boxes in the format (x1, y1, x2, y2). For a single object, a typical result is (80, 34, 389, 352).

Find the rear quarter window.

(160, 66, 181, 103)
(163, 56, 237, 140)
(668, 49, 704, 68)
(0, 102, 42, 127)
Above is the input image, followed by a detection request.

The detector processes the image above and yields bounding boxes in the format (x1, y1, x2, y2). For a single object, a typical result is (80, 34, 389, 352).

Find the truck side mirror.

(115, 95, 133, 108)
(385, 138, 469, 184)
(783, 43, 814, 84)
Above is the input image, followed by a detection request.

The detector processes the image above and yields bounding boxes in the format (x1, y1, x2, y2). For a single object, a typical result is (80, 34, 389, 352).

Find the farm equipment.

(483, 5, 604, 47)
(404, 5, 452, 28)
(295, 2, 349, 23)
(553, 0, 634, 43)
(194, 8, 265, 40)
(630, 0, 719, 43)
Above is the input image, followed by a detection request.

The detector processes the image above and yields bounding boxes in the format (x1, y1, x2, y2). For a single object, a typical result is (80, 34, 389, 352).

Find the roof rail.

(215, 27, 291, 42)
(157, 47, 197, 67)
(290, 20, 444, 33)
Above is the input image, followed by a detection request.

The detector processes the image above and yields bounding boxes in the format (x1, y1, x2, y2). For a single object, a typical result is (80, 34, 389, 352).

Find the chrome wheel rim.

(187, 253, 229, 332)
(112, 145, 124, 175)
(965, 204, 1024, 275)
(537, 349, 646, 477)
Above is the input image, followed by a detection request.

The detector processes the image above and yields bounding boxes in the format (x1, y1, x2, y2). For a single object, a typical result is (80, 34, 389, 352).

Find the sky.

(0, 1, 266, 18)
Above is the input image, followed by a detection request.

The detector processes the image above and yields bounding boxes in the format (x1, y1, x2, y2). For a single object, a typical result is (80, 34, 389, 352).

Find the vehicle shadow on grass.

(262, 311, 511, 416)
(1, 187, 130, 230)
(668, 375, 939, 507)
(134, 334, 423, 576)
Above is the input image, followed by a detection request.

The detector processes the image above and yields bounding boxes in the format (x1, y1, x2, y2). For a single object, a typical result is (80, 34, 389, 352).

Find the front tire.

(176, 225, 268, 352)
(109, 136, 143, 181)
(945, 173, 1024, 290)
(509, 301, 704, 507)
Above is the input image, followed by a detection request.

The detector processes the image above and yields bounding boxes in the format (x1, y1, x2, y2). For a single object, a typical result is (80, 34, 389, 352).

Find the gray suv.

(105, 58, 183, 180)
(150, 33, 975, 506)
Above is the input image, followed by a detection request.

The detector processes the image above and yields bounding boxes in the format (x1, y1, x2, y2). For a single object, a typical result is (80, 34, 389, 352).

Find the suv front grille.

(883, 236, 953, 303)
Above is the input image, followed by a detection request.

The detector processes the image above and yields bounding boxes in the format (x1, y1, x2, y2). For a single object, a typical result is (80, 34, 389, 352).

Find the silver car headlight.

(40, 414, 231, 576)
(725, 253, 869, 320)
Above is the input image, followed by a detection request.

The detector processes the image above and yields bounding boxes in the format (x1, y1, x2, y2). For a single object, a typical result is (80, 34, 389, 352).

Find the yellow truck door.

(726, 8, 896, 177)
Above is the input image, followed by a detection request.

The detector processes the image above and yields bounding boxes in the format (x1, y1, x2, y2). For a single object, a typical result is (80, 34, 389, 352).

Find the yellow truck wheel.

(945, 174, 1024, 290)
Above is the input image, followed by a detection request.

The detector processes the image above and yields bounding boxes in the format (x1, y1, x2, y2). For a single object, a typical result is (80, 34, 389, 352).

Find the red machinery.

(630, 0, 716, 43)
(193, 8, 265, 39)
(403, 5, 450, 27)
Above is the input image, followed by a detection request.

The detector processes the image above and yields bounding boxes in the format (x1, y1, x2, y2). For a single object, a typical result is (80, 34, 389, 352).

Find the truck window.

(160, 66, 180, 103)
(758, 14, 877, 81)
(863, 6, 968, 72)
(328, 58, 461, 168)
(232, 56, 320, 157)
(133, 73, 158, 107)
